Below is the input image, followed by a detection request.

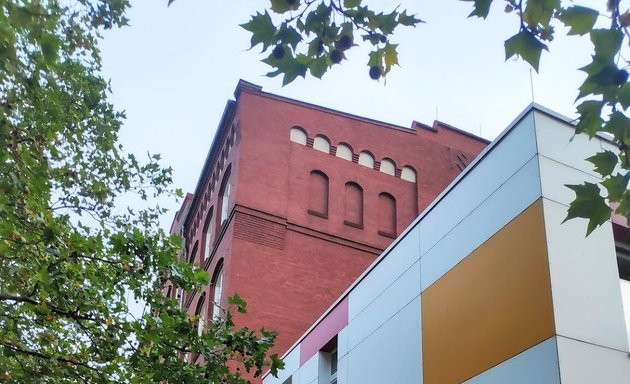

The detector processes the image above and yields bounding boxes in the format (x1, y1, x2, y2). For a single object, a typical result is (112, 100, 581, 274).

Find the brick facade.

(167, 80, 488, 378)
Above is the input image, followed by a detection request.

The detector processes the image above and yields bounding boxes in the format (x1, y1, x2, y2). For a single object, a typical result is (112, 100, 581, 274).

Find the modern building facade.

(263, 105, 630, 384)
(164, 80, 488, 363)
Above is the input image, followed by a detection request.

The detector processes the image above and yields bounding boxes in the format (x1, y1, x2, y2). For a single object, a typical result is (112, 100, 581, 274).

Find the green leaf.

(398, 10, 423, 27)
(602, 173, 630, 202)
(228, 293, 247, 313)
(241, 11, 277, 51)
(270, 0, 300, 14)
(378, 11, 398, 35)
(603, 111, 630, 142)
(40, 34, 60, 64)
(587, 150, 618, 177)
(344, 0, 360, 8)
(193, 269, 209, 284)
(275, 24, 302, 50)
(558, 6, 598, 35)
(308, 56, 328, 78)
(618, 83, 630, 109)
(564, 182, 611, 236)
(263, 51, 308, 85)
(575, 100, 604, 136)
(383, 43, 399, 73)
(523, 0, 560, 28)
(467, 0, 493, 19)
(590, 29, 623, 60)
(504, 30, 548, 71)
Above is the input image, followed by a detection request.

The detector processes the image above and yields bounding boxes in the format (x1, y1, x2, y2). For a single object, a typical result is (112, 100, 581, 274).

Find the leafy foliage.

(240, 0, 423, 84)
(243, 0, 630, 236)
(0, 0, 281, 382)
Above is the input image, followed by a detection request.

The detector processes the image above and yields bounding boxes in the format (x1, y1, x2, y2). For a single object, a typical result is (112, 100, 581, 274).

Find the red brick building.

(165, 80, 488, 365)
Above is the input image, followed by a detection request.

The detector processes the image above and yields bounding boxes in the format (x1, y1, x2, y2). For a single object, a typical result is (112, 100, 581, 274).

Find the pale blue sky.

(100, 1, 599, 225)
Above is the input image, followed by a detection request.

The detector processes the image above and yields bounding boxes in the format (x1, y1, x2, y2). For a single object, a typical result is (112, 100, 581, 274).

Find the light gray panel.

(539, 155, 600, 208)
(348, 228, 420, 319)
(421, 156, 541, 290)
(265, 346, 301, 384)
(544, 199, 629, 352)
(464, 337, 560, 384)
(347, 261, 420, 350)
(337, 327, 349, 358)
(419, 112, 537, 255)
(533, 111, 611, 177)
(299, 354, 318, 384)
(347, 297, 422, 384)
(557, 336, 630, 383)
(337, 355, 348, 384)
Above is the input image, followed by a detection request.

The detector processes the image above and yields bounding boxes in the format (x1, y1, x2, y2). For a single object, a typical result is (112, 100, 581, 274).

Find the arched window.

(378, 193, 396, 238)
(290, 127, 307, 145)
(176, 288, 184, 309)
(344, 182, 363, 228)
(203, 207, 214, 261)
(313, 135, 331, 154)
(358, 151, 374, 169)
(188, 241, 199, 265)
(401, 166, 417, 182)
(211, 262, 224, 319)
(165, 286, 172, 299)
(219, 169, 232, 226)
(380, 158, 396, 176)
(336, 143, 353, 161)
(195, 293, 207, 336)
(308, 171, 329, 217)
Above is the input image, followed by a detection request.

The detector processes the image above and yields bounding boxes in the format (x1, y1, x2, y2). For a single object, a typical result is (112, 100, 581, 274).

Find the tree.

(244, 0, 630, 236)
(0, 1, 282, 383)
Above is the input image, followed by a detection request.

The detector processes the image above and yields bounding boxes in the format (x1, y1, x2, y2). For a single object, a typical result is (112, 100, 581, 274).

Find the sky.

(99, 0, 629, 345)
(98, 1, 600, 224)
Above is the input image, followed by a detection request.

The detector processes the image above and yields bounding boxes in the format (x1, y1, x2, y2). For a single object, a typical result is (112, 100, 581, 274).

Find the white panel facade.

(346, 261, 420, 350)
(348, 228, 420, 319)
(346, 298, 422, 384)
(337, 327, 349, 359)
(418, 112, 537, 255)
(543, 198, 629, 352)
(538, 154, 600, 207)
(299, 354, 318, 384)
(266, 345, 301, 384)
(533, 111, 610, 177)
(463, 337, 560, 384)
(420, 156, 541, 290)
(557, 336, 630, 383)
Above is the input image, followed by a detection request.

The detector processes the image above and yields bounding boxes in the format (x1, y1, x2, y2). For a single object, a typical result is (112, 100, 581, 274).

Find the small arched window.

(188, 241, 199, 265)
(203, 207, 214, 261)
(290, 127, 307, 145)
(336, 143, 353, 161)
(308, 171, 329, 218)
(401, 166, 417, 182)
(378, 193, 397, 238)
(219, 168, 232, 226)
(344, 182, 363, 228)
(313, 135, 331, 154)
(165, 286, 172, 299)
(358, 151, 374, 169)
(211, 262, 224, 319)
(380, 158, 396, 176)
(195, 293, 207, 336)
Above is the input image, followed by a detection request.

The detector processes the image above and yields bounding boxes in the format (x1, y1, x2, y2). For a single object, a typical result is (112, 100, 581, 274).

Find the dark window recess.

(308, 171, 329, 218)
(344, 182, 363, 228)
(617, 248, 630, 281)
(378, 192, 396, 238)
